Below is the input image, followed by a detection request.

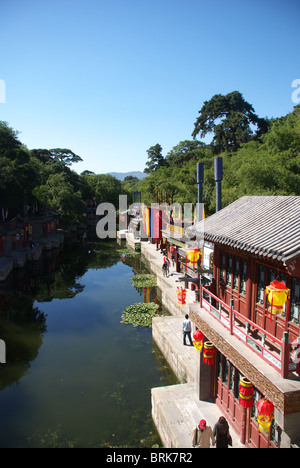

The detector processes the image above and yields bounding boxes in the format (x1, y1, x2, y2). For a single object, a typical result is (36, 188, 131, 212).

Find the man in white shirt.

(182, 314, 193, 346)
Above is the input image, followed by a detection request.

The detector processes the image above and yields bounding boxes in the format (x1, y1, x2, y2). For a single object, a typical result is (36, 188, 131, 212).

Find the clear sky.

(0, 0, 299, 175)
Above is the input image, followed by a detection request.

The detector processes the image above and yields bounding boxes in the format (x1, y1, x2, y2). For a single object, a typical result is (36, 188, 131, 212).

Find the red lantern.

(203, 341, 215, 365)
(192, 330, 204, 351)
(256, 399, 274, 435)
(177, 286, 187, 305)
(239, 377, 254, 408)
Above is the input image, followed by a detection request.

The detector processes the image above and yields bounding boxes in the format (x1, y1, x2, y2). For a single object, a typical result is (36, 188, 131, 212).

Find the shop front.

(215, 351, 279, 448)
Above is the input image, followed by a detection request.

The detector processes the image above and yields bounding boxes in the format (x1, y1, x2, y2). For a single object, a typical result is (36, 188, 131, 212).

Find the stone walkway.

(138, 239, 242, 448)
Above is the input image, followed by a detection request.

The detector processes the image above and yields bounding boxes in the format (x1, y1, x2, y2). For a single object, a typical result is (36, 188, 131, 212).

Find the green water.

(0, 241, 177, 448)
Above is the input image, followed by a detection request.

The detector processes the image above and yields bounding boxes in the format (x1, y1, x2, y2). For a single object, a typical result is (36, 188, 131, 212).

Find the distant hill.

(107, 171, 148, 181)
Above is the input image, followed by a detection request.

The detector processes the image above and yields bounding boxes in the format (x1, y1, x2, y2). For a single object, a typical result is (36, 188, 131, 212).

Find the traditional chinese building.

(186, 196, 300, 448)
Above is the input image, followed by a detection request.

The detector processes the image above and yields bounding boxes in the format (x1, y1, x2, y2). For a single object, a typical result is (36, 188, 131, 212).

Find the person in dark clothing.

(213, 416, 232, 448)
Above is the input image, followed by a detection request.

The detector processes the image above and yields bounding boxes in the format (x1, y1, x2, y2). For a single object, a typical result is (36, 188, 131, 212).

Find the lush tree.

(48, 148, 83, 166)
(192, 91, 269, 153)
(80, 173, 122, 206)
(1, 103, 299, 226)
(0, 121, 22, 152)
(0, 122, 41, 201)
(31, 148, 82, 166)
(35, 173, 85, 224)
(144, 144, 165, 173)
(165, 140, 206, 167)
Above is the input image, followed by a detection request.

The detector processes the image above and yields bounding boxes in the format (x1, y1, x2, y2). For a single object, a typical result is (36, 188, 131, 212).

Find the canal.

(0, 241, 177, 448)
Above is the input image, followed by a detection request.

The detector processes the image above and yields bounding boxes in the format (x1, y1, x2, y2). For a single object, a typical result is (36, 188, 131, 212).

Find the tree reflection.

(0, 241, 127, 390)
(0, 296, 47, 390)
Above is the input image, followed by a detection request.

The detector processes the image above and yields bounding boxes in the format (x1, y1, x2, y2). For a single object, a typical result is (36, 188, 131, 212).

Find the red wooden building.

(187, 196, 300, 448)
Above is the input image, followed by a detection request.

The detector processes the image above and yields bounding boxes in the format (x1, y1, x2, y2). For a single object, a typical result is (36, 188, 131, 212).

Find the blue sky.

(0, 0, 299, 174)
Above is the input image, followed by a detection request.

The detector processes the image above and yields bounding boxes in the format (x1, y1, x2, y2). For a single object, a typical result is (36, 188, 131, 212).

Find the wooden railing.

(200, 285, 298, 378)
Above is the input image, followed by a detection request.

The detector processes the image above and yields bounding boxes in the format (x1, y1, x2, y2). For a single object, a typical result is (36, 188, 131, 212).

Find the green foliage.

(1, 98, 299, 225)
(192, 91, 269, 153)
(0, 121, 22, 151)
(80, 173, 122, 206)
(131, 274, 157, 288)
(137, 105, 300, 216)
(120, 302, 160, 327)
(144, 144, 165, 173)
(0, 121, 125, 224)
(44, 173, 85, 224)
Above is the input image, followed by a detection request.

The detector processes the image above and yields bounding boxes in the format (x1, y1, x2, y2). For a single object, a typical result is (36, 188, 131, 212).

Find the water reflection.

(0, 241, 176, 448)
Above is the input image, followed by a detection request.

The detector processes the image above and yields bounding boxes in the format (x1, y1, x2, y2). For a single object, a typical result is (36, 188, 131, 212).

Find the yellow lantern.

(187, 247, 201, 272)
(266, 280, 290, 319)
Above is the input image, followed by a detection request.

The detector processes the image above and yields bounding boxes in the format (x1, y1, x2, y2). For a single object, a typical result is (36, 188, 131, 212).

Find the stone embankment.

(124, 233, 240, 448)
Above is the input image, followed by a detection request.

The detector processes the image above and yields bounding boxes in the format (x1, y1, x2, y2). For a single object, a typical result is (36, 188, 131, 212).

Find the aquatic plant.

(121, 302, 160, 327)
(131, 274, 157, 289)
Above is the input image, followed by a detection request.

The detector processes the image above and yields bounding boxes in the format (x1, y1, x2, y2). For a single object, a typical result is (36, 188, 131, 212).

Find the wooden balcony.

(199, 285, 300, 379)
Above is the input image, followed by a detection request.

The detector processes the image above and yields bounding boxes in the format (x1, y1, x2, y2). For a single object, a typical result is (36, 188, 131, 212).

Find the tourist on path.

(192, 419, 216, 448)
(182, 314, 193, 346)
(213, 416, 232, 448)
(162, 257, 168, 277)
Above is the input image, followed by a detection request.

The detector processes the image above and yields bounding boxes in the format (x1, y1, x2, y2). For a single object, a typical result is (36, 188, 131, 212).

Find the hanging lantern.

(256, 399, 274, 435)
(187, 247, 201, 272)
(203, 341, 215, 365)
(239, 377, 254, 408)
(266, 280, 290, 319)
(192, 330, 204, 351)
(177, 286, 187, 305)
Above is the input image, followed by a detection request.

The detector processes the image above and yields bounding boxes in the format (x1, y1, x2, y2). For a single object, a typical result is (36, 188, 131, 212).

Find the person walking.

(162, 258, 167, 277)
(166, 257, 170, 277)
(182, 314, 193, 346)
(192, 419, 216, 448)
(213, 416, 232, 448)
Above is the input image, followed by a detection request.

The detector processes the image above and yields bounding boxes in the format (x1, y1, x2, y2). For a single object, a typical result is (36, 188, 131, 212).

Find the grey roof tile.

(185, 196, 300, 262)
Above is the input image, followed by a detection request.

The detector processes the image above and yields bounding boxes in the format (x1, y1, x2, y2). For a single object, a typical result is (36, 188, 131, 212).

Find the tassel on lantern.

(192, 330, 204, 351)
(239, 377, 254, 408)
(203, 341, 215, 365)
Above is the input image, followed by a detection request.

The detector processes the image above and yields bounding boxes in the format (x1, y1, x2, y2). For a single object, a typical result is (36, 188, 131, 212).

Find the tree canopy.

(138, 104, 300, 215)
(144, 144, 165, 173)
(0, 122, 124, 223)
(192, 91, 269, 153)
(1, 94, 299, 226)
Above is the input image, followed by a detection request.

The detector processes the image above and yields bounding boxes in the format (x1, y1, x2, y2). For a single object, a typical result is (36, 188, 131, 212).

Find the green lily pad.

(121, 302, 160, 327)
(131, 274, 157, 288)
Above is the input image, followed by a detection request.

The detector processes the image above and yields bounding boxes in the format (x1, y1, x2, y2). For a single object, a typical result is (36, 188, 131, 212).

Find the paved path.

(139, 240, 242, 448)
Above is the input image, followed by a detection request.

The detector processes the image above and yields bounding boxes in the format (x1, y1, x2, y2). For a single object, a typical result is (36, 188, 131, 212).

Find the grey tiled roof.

(185, 196, 300, 262)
